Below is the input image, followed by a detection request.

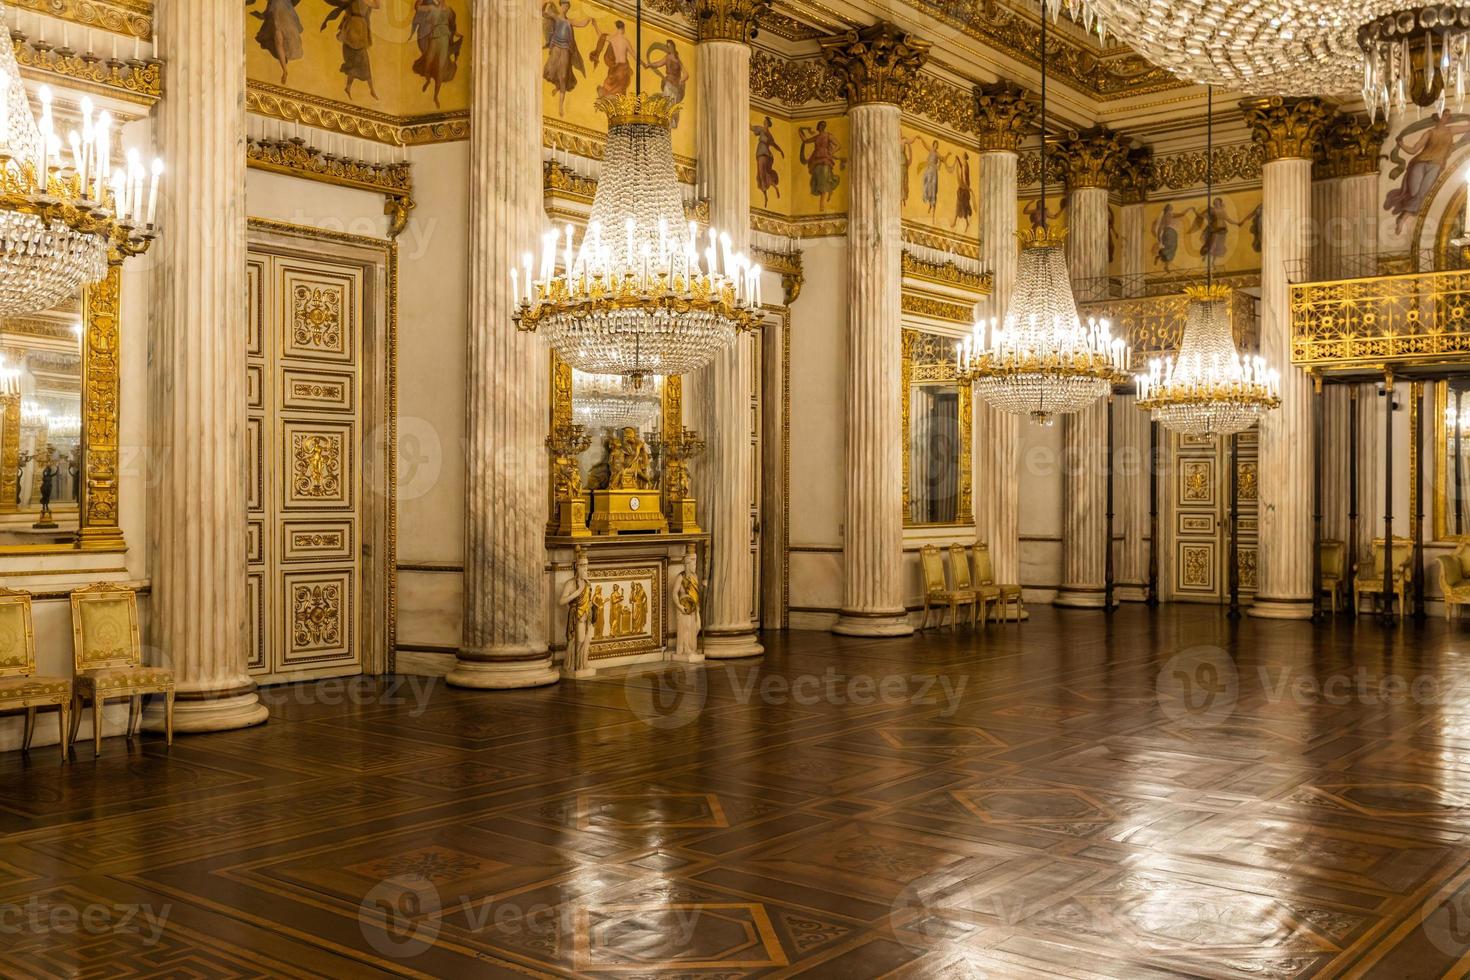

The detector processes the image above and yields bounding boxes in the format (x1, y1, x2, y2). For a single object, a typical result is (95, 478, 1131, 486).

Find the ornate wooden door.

(247, 250, 366, 680)
(1166, 430, 1259, 603)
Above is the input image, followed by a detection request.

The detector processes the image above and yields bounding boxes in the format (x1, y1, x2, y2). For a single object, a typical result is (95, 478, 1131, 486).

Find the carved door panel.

(1166, 431, 1259, 603)
(247, 251, 364, 680)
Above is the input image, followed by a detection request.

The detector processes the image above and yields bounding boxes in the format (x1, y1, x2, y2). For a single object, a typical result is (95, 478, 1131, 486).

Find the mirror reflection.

(572, 370, 665, 487)
(0, 292, 84, 545)
(908, 382, 961, 524)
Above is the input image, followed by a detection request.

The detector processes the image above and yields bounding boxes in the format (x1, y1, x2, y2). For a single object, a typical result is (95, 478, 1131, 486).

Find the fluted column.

(973, 81, 1031, 589)
(695, 1, 764, 659)
(1055, 127, 1128, 608)
(1243, 97, 1333, 619)
(448, 0, 557, 687)
(145, 0, 266, 732)
(821, 24, 929, 636)
(1114, 148, 1151, 597)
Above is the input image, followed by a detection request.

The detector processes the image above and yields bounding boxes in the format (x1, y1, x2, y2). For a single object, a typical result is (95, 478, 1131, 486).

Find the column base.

(447, 644, 559, 689)
(832, 611, 914, 637)
(1053, 587, 1111, 609)
(668, 650, 706, 664)
(144, 691, 268, 734)
(701, 631, 763, 659)
(1246, 596, 1314, 620)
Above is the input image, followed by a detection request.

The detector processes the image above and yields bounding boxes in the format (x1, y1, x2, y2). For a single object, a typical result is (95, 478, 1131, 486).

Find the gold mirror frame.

(547, 352, 683, 528)
(1435, 380, 1470, 542)
(0, 261, 124, 554)
(901, 328, 973, 528)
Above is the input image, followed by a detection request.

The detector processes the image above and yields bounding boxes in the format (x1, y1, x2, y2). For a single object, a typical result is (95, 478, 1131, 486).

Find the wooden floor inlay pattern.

(3, 605, 1470, 977)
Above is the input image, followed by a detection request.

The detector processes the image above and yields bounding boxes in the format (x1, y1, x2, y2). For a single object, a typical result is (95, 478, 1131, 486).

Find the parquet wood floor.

(3, 605, 1470, 978)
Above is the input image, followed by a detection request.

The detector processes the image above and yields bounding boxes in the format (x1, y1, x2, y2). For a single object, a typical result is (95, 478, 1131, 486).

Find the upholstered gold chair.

(1353, 537, 1415, 618)
(1319, 539, 1347, 613)
(0, 587, 71, 758)
(920, 544, 976, 630)
(973, 543, 1023, 622)
(1439, 542, 1470, 622)
(950, 543, 991, 627)
(68, 583, 174, 754)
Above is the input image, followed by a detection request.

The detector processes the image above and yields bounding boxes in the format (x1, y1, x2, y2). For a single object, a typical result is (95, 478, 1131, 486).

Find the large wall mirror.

(0, 266, 124, 554)
(902, 329, 972, 528)
(1437, 379, 1470, 539)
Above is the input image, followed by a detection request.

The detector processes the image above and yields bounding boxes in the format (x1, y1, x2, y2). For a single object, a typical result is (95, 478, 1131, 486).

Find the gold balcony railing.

(1290, 267, 1470, 370)
(1078, 288, 1258, 356)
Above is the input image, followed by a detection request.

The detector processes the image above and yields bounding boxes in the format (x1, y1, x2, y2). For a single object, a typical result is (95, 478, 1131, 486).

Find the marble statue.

(671, 544, 701, 660)
(559, 547, 593, 675)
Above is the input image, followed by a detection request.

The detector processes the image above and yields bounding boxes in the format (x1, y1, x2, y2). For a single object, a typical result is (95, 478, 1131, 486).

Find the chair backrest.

(1439, 554, 1464, 590)
(1368, 537, 1415, 577)
(920, 545, 948, 595)
(973, 543, 996, 586)
(1319, 540, 1345, 577)
(950, 544, 973, 590)
(0, 587, 35, 678)
(70, 583, 141, 672)
(1455, 541, 1470, 578)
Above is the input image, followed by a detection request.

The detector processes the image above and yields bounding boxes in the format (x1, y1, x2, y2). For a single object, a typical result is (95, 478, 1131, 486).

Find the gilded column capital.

(973, 79, 1033, 153)
(694, 0, 770, 44)
(1240, 96, 1335, 162)
(819, 22, 930, 108)
(1055, 125, 1130, 190)
(1114, 145, 1153, 204)
(1315, 112, 1387, 178)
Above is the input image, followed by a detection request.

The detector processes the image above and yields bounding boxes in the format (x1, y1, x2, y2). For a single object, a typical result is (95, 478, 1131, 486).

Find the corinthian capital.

(1317, 112, 1387, 178)
(694, 0, 770, 44)
(973, 79, 1033, 153)
(1054, 125, 1130, 190)
(819, 22, 930, 107)
(1240, 96, 1335, 162)
(1114, 146, 1153, 203)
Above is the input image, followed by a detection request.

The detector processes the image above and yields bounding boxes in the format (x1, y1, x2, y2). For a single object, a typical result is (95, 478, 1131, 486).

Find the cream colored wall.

(1018, 417, 1064, 602)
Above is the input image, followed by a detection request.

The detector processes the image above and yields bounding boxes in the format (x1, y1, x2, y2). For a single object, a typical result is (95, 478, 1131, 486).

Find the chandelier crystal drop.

(0, 2, 163, 316)
(512, 94, 762, 386)
(958, 228, 1132, 426)
(1134, 285, 1282, 436)
(1360, 6, 1470, 120)
(571, 370, 664, 430)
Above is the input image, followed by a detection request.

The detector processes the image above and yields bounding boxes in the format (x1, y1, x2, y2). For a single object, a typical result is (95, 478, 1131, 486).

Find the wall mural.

(901, 125, 976, 235)
(1382, 109, 1470, 238)
(748, 110, 847, 218)
(1140, 188, 1262, 276)
(542, 0, 697, 161)
(246, 0, 469, 117)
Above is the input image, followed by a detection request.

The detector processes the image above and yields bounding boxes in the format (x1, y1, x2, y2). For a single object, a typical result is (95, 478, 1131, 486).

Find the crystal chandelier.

(0, 356, 19, 397)
(19, 400, 46, 428)
(513, 2, 760, 387)
(571, 370, 664, 430)
(1360, 6, 1470, 120)
(0, 3, 163, 317)
(46, 413, 79, 440)
(1134, 90, 1281, 437)
(957, 9, 1130, 426)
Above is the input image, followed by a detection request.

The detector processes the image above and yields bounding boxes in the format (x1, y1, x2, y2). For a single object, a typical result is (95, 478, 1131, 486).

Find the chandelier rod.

(1205, 84, 1213, 289)
(635, 0, 642, 97)
(1040, 8, 1048, 230)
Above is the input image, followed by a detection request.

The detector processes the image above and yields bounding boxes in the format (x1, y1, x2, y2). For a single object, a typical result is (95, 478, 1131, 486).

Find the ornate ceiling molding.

(10, 0, 150, 41)
(247, 82, 470, 147)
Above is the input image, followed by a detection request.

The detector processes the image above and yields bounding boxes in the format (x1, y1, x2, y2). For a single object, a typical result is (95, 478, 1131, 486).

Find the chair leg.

(69, 693, 81, 744)
(57, 700, 69, 762)
(93, 696, 104, 756)
(166, 690, 174, 747)
(22, 707, 36, 752)
(127, 695, 141, 738)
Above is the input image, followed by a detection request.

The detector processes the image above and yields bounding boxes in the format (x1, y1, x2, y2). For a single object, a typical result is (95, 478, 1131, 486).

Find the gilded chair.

(1353, 537, 1415, 618)
(0, 587, 71, 758)
(1439, 542, 1470, 622)
(69, 583, 174, 754)
(950, 543, 992, 627)
(920, 544, 976, 630)
(1319, 539, 1347, 614)
(973, 543, 1023, 623)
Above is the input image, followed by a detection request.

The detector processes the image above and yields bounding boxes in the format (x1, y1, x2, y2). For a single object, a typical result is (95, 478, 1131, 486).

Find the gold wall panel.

(281, 367, 356, 414)
(1179, 459, 1215, 506)
(1177, 542, 1216, 593)
(247, 519, 264, 565)
(247, 364, 265, 410)
(586, 559, 666, 661)
(283, 421, 353, 511)
(282, 520, 355, 563)
(246, 418, 264, 513)
(282, 569, 356, 668)
(282, 266, 358, 363)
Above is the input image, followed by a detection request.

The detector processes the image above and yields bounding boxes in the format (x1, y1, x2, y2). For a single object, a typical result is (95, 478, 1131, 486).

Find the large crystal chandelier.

(957, 10, 1130, 426)
(1360, 7, 1470, 120)
(0, 2, 162, 316)
(1134, 90, 1281, 437)
(513, 2, 760, 386)
(571, 371, 664, 430)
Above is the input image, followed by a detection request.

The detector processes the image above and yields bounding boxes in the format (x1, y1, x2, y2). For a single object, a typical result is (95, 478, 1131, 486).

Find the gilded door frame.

(246, 218, 397, 675)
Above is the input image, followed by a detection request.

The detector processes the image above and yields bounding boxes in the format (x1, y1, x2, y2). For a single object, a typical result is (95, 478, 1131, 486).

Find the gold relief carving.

(752, 246, 802, 305)
(902, 250, 992, 292)
(1181, 545, 1211, 587)
(292, 433, 343, 500)
(1238, 547, 1258, 590)
(899, 73, 978, 134)
(1146, 143, 1264, 192)
(247, 138, 415, 238)
(79, 262, 123, 550)
(291, 381, 344, 400)
(10, 0, 150, 39)
(1055, 125, 1131, 190)
(292, 581, 343, 649)
(1240, 96, 1335, 163)
(247, 82, 470, 147)
(1080, 289, 1257, 354)
(901, 294, 974, 323)
(1237, 461, 1259, 502)
(693, 0, 770, 43)
(292, 285, 345, 353)
(1115, 146, 1153, 204)
(10, 33, 160, 105)
(291, 531, 344, 550)
(1317, 113, 1388, 179)
(972, 80, 1032, 152)
(1289, 268, 1470, 367)
(749, 50, 842, 107)
(0, 394, 18, 517)
(902, 224, 980, 260)
(544, 161, 597, 203)
(1182, 461, 1212, 502)
(819, 22, 931, 108)
(751, 210, 848, 240)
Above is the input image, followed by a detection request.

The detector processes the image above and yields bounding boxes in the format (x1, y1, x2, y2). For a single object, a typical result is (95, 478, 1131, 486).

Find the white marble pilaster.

(1055, 183, 1111, 608)
(144, 0, 267, 732)
(448, 0, 558, 687)
(1115, 198, 1149, 598)
(695, 38, 762, 658)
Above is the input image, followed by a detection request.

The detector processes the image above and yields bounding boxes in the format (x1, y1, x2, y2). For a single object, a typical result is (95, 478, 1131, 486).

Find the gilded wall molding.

(1114, 145, 1152, 203)
(750, 50, 842, 106)
(1147, 142, 1263, 191)
(11, 33, 160, 106)
(751, 210, 848, 239)
(77, 262, 123, 552)
(819, 21, 930, 107)
(1241, 96, 1335, 163)
(247, 137, 415, 238)
(10, 0, 150, 40)
(902, 225, 980, 260)
(752, 245, 804, 304)
(247, 82, 471, 147)
(900, 293, 974, 323)
(901, 328, 973, 526)
(902, 250, 991, 292)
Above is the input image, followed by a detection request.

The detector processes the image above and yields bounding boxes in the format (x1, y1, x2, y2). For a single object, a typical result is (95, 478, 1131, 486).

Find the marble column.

(448, 0, 557, 688)
(1242, 97, 1333, 620)
(1055, 127, 1128, 608)
(820, 24, 929, 636)
(145, 0, 267, 732)
(972, 81, 1031, 591)
(1114, 149, 1152, 599)
(695, 1, 762, 659)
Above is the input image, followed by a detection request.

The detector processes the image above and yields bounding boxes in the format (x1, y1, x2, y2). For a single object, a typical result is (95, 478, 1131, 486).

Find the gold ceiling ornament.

(1316, 112, 1389, 179)
(1239, 96, 1335, 163)
(1146, 142, 1262, 191)
(246, 136, 414, 239)
(818, 21, 931, 107)
(693, 0, 771, 43)
(900, 73, 979, 134)
(1055, 124, 1131, 189)
(972, 79, 1033, 153)
(748, 50, 842, 106)
(1114, 145, 1153, 204)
